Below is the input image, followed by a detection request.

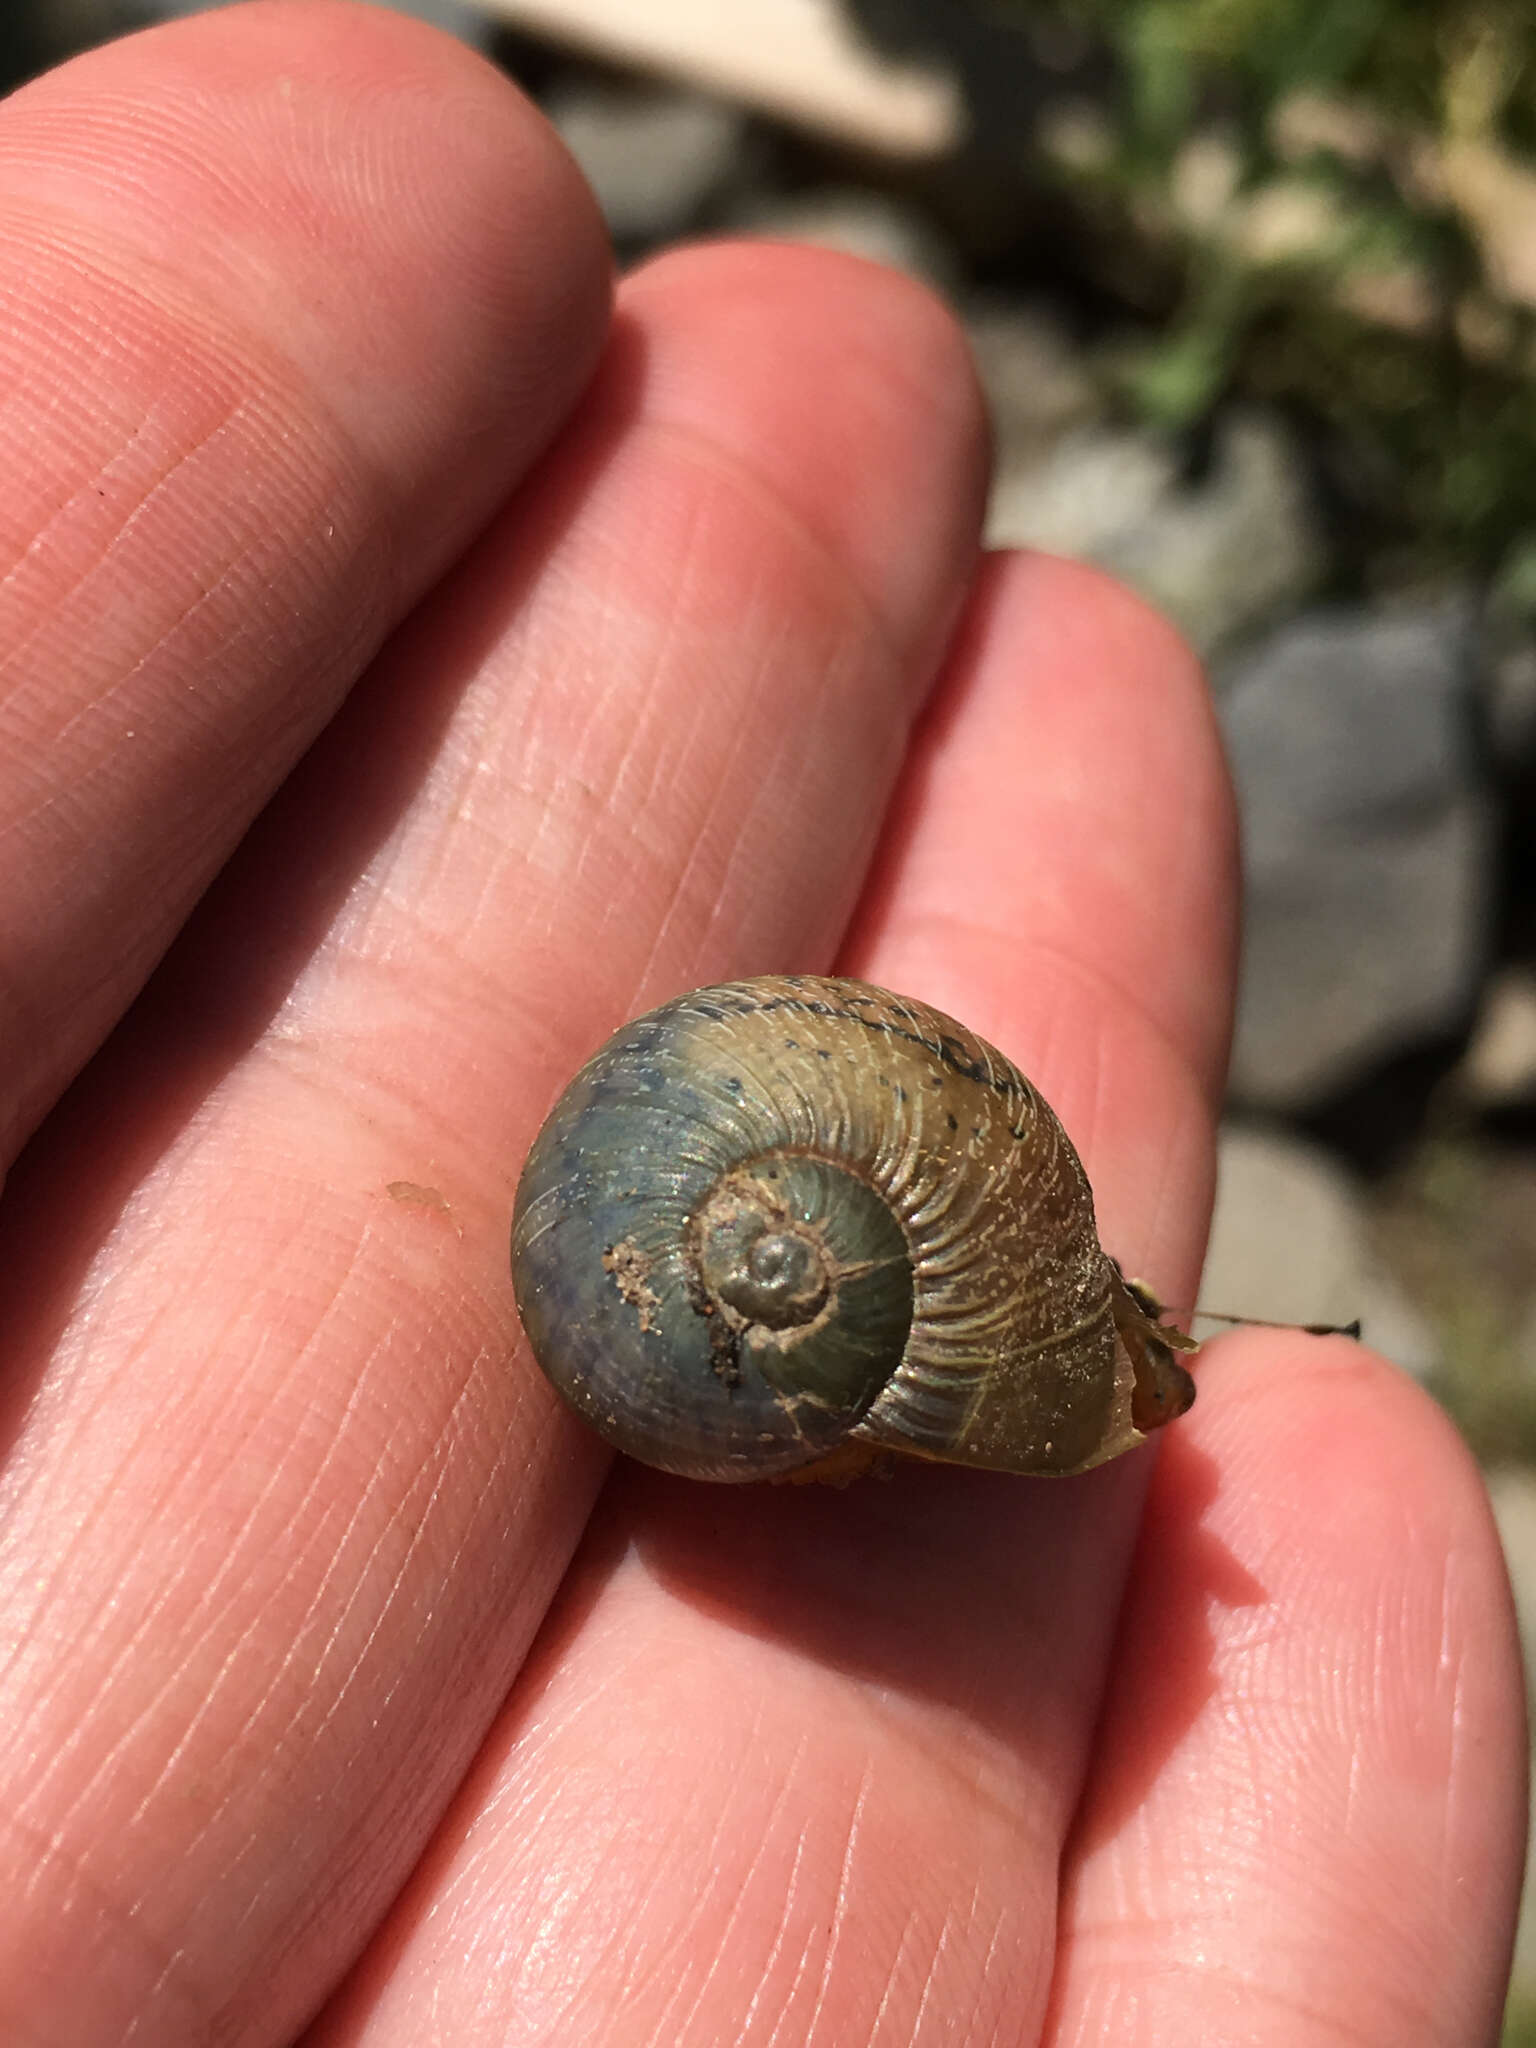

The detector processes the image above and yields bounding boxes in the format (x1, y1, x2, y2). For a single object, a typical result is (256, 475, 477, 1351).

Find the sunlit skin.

(0, 6, 1523, 2044)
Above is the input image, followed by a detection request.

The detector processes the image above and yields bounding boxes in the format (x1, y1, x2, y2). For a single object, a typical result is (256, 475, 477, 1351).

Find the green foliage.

(1039, 0, 1536, 155)
(1505, 1982, 1536, 2048)
(955, 0, 1536, 574)
(1079, 0, 1390, 157)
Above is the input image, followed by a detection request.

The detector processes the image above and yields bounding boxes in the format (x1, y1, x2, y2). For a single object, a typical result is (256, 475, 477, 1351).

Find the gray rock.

(1102, 410, 1324, 654)
(1200, 1123, 1438, 1374)
(964, 300, 1103, 462)
(727, 187, 960, 294)
(545, 80, 744, 245)
(1219, 599, 1495, 1109)
(986, 407, 1322, 654)
(126, 0, 490, 38)
(988, 423, 1174, 559)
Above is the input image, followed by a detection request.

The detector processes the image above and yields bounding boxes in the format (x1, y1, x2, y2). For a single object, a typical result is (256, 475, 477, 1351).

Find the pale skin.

(0, 5, 1524, 2042)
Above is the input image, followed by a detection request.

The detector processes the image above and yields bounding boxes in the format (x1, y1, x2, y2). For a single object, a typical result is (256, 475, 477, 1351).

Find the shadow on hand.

(546, 1424, 1265, 1833)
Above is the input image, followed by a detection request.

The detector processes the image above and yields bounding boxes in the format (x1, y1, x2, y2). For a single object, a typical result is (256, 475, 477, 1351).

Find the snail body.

(511, 975, 1196, 1483)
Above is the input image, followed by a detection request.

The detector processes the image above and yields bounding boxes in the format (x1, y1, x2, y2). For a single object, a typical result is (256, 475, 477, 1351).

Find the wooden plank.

(477, 0, 964, 157)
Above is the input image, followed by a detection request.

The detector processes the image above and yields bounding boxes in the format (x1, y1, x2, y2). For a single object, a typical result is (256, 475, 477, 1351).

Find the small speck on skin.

(385, 1181, 461, 1235)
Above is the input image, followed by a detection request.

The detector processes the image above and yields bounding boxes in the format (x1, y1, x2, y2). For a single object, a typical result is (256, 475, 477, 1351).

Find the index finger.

(0, 0, 608, 1163)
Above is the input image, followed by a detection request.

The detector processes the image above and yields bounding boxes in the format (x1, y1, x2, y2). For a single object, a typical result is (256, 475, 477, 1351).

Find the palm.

(0, 8, 1521, 2045)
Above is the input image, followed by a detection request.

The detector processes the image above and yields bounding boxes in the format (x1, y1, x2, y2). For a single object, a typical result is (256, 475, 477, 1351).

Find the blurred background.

(6, 0, 1536, 2031)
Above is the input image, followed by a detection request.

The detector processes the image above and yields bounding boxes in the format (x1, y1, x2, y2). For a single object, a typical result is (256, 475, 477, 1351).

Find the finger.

(0, 240, 987, 2046)
(843, 548, 1236, 1285)
(1045, 1332, 1527, 2046)
(309, 554, 1237, 2046)
(0, 0, 609, 1163)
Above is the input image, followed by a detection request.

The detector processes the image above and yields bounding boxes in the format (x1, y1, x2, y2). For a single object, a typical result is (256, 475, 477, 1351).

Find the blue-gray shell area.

(511, 985, 900, 1477)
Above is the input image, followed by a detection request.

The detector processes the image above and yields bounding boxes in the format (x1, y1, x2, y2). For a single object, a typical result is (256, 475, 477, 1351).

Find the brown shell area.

(663, 977, 1171, 1477)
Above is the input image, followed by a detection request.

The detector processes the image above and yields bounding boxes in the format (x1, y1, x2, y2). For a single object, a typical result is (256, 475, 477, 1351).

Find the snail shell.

(511, 975, 1196, 1483)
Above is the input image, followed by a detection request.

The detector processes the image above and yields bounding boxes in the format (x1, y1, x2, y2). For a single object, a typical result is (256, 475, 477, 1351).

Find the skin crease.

(0, 5, 1522, 2045)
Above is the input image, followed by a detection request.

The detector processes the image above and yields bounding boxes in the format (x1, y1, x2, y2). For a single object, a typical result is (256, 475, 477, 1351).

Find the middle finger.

(0, 241, 987, 2046)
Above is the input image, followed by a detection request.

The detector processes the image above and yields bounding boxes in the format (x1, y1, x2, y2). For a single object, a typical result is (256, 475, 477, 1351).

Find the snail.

(511, 974, 1197, 1483)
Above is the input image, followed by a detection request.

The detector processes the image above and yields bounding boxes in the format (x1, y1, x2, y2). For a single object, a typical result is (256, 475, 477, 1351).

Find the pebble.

(964, 299, 1102, 459)
(727, 187, 960, 294)
(987, 407, 1322, 654)
(1219, 599, 1495, 1109)
(545, 79, 745, 244)
(133, 0, 490, 37)
(1200, 1123, 1439, 1375)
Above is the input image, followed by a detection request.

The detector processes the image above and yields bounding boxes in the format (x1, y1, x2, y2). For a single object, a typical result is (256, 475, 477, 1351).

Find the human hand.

(0, 6, 1523, 2043)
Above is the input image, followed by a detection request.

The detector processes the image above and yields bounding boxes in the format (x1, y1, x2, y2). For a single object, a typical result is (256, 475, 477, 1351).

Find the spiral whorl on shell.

(511, 975, 1196, 1482)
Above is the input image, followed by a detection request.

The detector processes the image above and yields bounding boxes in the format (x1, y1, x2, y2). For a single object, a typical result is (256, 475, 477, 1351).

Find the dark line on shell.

(689, 988, 1033, 1103)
